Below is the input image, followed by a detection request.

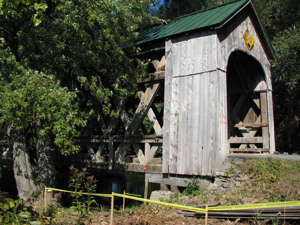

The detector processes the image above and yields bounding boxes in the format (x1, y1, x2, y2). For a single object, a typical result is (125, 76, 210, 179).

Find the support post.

(260, 92, 270, 150)
(44, 188, 47, 212)
(144, 176, 149, 202)
(122, 190, 125, 212)
(205, 204, 208, 225)
(110, 194, 114, 225)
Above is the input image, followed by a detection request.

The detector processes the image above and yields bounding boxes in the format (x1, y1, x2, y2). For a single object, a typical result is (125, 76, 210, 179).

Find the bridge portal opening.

(226, 50, 269, 153)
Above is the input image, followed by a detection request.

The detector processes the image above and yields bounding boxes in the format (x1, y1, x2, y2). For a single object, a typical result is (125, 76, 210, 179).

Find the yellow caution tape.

(114, 193, 300, 213)
(45, 187, 300, 214)
(45, 187, 112, 198)
(124, 192, 142, 197)
(209, 200, 300, 211)
(112, 192, 207, 214)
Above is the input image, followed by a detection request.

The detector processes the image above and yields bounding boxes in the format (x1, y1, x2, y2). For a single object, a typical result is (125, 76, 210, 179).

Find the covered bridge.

(136, 0, 275, 177)
(81, 0, 276, 190)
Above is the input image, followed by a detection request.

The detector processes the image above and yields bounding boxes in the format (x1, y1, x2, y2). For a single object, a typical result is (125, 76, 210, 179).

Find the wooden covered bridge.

(80, 0, 276, 190)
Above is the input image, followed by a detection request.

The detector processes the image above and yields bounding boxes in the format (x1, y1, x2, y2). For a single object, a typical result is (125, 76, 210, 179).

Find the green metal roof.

(138, 0, 249, 45)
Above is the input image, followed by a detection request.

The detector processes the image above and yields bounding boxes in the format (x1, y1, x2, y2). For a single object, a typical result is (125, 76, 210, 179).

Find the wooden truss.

(229, 87, 270, 153)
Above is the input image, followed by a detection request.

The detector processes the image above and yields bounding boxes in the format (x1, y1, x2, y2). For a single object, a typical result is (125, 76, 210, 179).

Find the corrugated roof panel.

(138, 0, 249, 45)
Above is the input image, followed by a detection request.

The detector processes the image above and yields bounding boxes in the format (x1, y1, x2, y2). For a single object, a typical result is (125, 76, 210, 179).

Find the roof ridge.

(137, 0, 250, 45)
(171, 0, 249, 22)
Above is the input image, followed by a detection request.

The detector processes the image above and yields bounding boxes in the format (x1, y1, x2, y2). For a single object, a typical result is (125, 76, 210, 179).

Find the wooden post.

(260, 92, 270, 150)
(110, 194, 114, 225)
(44, 188, 47, 212)
(144, 176, 149, 203)
(205, 204, 208, 225)
(122, 190, 125, 212)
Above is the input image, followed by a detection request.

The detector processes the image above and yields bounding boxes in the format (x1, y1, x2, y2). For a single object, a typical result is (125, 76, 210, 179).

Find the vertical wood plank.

(260, 92, 270, 149)
(265, 69, 276, 153)
(191, 75, 200, 174)
(144, 176, 149, 200)
(163, 39, 172, 173)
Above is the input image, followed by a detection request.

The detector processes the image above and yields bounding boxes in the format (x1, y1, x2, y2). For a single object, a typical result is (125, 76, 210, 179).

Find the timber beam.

(76, 161, 162, 174)
(148, 177, 189, 187)
(234, 123, 268, 128)
(230, 148, 269, 153)
(125, 163, 162, 173)
(137, 71, 165, 84)
(229, 137, 263, 144)
(88, 135, 163, 144)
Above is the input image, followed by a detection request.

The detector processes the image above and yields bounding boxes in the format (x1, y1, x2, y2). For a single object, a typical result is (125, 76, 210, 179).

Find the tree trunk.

(13, 141, 39, 201)
(36, 140, 56, 188)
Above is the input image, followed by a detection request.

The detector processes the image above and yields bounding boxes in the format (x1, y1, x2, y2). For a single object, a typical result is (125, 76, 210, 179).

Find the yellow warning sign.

(243, 29, 255, 50)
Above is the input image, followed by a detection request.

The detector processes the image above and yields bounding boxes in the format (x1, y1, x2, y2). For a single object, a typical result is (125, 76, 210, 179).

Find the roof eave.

(214, 0, 251, 30)
(210, 0, 274, 60)
(248, 1, 275, 60)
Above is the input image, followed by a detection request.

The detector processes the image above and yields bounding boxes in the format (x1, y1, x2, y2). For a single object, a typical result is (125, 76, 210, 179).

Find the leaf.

(18, 211, 31, 218)
(33, 14, 42, 27)
(30, 221, 42, 225)
(8, 199, 15, 208)
(34, 3, 48, 11)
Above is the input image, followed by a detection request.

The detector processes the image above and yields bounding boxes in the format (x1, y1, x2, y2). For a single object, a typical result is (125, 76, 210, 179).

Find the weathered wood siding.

(163, 9, 276, 176)
(217, 13, 275, 153)
(163, 32, 227, 176)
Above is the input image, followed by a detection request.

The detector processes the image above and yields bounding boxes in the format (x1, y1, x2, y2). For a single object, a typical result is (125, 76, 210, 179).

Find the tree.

(271, 26, 300, 153)
(250, 0, 299, 152)
(155, 0, 207, 19)
(0, 41, 86, 200)
(0, 0, 159, 200)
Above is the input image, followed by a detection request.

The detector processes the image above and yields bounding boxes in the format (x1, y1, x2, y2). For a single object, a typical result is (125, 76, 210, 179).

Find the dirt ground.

(85, 204, 281, 225)
(48, 158, 300, 225)
(89, 208, 224, 225)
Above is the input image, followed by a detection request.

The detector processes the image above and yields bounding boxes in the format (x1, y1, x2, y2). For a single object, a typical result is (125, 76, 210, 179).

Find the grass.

(238, 158, 300, 202)
(167, 158, 300, 208)
(2, 158, 299, 225)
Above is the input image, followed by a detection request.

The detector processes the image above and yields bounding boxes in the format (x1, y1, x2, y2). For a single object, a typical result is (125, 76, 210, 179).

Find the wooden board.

(126, 83, 160, 134)
(230, 148, 269, 153)
(137, 72, 165, 84)
(138, 92, 162, 136)
(125, 163, 162, 173)
(260, 92, 270, 149)
(163, 32, 222, 176)
(148, 177, 189, 187)
(229, 137, 263, 144)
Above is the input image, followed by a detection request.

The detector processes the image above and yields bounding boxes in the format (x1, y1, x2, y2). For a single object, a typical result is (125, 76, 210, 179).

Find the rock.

(150, 191, 173, 201)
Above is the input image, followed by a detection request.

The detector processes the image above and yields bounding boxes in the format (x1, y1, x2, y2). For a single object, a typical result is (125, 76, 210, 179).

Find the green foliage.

(239, 158, 300, 201)
(0, 198, 44, 225)
(243, 158, 283, 184)
(0, 0, 160, 195)
(68, 165, 97, 224)
(183, 178, 203, 197)
(143, 117, 154, 134)
(0, 42, 86, 155)
(224, 166, 236, 177)
(272, 26, 300, 152)
(1, 0, 160, 119)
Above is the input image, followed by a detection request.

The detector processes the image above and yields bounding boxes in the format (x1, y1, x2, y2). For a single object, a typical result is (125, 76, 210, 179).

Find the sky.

(151, 0, 165, 10)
